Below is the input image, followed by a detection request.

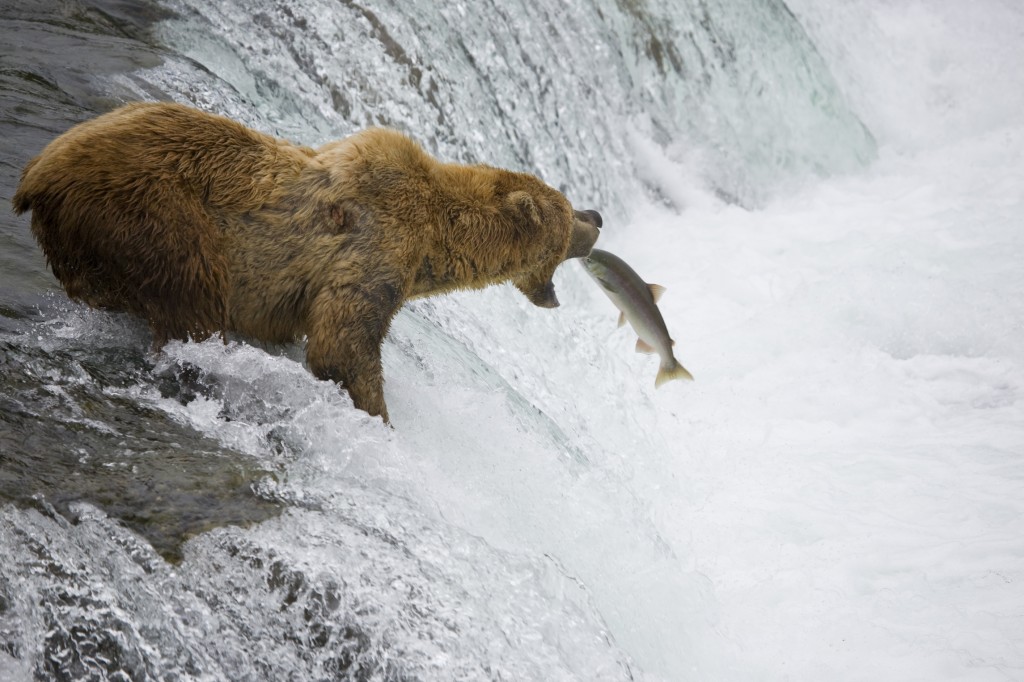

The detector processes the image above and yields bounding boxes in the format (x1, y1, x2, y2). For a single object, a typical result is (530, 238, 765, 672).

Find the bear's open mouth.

(528, 280, 560, 308)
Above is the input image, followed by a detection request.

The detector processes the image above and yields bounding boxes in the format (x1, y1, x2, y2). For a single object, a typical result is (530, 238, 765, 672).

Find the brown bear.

(12, 102, 602, 423)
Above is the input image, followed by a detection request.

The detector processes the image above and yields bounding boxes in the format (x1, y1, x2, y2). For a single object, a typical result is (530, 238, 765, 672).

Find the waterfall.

(148, 0, 873, 209)
(8, 0, 1019, 680)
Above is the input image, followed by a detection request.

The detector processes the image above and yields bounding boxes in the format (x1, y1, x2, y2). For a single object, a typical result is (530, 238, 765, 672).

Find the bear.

(12, 102, 602, 423)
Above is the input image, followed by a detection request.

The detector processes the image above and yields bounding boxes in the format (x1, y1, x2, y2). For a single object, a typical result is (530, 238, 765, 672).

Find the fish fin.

(596, 275, 617, 293)
(648, 283, 666, 303)
(655, 359, 694, 388)
(617, 310, 627, 328)
(635, 338, 656, 354)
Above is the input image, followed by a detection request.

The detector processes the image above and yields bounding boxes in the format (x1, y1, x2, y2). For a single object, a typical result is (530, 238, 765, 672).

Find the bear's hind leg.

(306, 281, 402, 423)
(24, 184, 229, 345)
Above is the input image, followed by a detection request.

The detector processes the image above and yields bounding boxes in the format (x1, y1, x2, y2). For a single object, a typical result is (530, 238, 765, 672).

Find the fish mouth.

(582, 246, 609, 266)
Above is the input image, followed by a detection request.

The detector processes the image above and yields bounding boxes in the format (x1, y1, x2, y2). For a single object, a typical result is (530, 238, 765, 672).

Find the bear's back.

(15, 102, 313, 216)
(12, 102, 318, 344)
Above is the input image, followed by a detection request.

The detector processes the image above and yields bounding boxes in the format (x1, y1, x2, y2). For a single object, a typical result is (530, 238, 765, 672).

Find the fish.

(582, 248, 694, 387)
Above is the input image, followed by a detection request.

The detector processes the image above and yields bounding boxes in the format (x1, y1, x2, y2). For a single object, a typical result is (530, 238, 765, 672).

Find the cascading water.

(146, 0, 874, 209)
(4, 0, 1022, 679)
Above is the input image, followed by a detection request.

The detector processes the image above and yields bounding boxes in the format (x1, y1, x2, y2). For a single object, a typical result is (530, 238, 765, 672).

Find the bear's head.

(323, 131, 603, 307)
(491, 174, 602, 309)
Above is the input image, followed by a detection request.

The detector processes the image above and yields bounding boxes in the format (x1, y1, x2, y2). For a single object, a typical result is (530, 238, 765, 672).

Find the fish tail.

(655, 358, 694, 388)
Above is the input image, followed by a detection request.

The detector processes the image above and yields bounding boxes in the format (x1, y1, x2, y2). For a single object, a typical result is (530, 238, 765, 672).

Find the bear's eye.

(542, 201, 571, 229)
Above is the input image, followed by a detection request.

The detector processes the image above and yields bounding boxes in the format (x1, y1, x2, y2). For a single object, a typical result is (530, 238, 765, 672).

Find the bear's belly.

(221, 232, 323, 343)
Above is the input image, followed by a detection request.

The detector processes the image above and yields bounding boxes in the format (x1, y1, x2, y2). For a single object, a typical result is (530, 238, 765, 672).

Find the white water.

(622, 2, 1024, 677)
(3, 0, 1023, 679)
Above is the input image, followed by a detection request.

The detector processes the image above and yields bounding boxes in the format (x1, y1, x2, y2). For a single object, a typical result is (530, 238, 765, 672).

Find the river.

(2, 0, 1022, 679)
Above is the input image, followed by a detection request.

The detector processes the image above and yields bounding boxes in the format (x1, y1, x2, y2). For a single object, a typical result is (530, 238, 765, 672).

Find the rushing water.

(6, 0, 1004, 679)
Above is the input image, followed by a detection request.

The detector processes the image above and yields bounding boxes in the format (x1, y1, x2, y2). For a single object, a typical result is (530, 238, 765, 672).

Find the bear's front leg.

(306, 280, 402, 423)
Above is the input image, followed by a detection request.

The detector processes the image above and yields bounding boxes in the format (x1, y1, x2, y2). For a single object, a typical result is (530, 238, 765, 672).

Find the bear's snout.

(565, 211, 602, 260)
(575, 209, 603, 229)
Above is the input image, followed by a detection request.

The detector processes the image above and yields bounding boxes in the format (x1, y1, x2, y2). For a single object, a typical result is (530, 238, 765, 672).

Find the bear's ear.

(505, 191, 541, 231)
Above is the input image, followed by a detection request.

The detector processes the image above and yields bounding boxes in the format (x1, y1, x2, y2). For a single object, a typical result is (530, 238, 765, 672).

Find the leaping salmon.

(582, 248, 694, 387)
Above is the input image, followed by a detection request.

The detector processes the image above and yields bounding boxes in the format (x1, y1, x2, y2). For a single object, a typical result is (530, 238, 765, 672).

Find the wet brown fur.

(13, 102, 601, 422)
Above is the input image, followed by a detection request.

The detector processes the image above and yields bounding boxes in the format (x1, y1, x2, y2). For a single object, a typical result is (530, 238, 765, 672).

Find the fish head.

(582, 247, 613, 280)
(582, 248, 634, 299)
